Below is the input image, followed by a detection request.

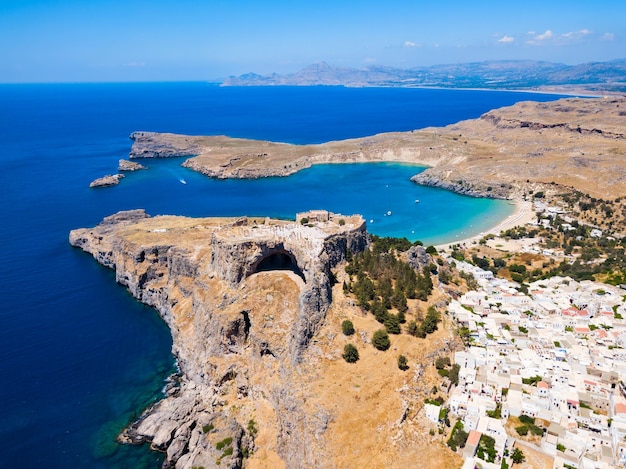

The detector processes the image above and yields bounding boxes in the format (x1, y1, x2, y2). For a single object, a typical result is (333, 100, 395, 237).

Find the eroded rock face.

(129, 131, 203, 158)
(69, 210, 367, 468)
(118, 159, 147, 171)
(89, 173, 124, 188)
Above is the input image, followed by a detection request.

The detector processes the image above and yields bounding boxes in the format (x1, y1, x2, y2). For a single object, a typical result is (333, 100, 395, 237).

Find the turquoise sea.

(0, 83, 564, 467)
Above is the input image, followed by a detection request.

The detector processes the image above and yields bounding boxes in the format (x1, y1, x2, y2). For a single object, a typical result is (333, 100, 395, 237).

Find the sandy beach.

(435, 198, 536, 252)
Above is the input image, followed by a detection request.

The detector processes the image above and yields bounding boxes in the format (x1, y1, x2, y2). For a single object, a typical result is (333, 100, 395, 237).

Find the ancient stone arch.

(247, 248, 306, 283)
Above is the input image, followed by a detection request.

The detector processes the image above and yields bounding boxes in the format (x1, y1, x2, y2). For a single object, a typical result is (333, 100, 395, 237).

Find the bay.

(0, 83, 564, 467)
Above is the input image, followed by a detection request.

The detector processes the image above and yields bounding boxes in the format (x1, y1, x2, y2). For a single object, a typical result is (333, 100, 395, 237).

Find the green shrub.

(341, 319, 355, 336)
(515, 425, 528, 436)
(435, 356, 451, 369)
(519, 414, 535, 425)
(449, 364, 460, 386)
(425, 245, 438, 255)
(512, 448, 525, 464)
(372, 329, 391, 351)
(407, 320, 424, 338)
(300, 217, 309, 225)
(216, 437, 233, 450)
(342, 343, 360, 363)
(247, 419, 258, 437)
(397, 355, 408, 370)
(202, 423, 214, 433)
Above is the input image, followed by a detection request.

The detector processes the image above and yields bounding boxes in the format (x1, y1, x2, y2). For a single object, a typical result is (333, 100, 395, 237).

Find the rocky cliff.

(126, 97, 626, 201)
(69, 210, 368, 468)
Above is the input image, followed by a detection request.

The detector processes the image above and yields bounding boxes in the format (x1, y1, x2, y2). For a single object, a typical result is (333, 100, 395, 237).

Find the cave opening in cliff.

(251, 250, 306, 282)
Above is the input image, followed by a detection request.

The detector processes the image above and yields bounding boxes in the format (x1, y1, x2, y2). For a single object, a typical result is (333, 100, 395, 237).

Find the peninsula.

(221, 59, 626, 94)
(70, 210, 464, 468)
(129, 96, 626, 205)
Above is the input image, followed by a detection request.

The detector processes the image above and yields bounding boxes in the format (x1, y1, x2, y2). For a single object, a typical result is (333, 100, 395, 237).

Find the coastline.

(435, 198, 535, 252)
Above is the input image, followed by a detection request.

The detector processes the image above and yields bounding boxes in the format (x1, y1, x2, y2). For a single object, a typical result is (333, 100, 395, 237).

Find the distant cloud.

(562, 29, 591, 40)
(403, 41, 419, 48)
(602, 32, 615, 41)
(526, 30, 549, 45)
(526, 29, 595, 46)
(535, 30, 553, 41)
(497, 35, 515, 43)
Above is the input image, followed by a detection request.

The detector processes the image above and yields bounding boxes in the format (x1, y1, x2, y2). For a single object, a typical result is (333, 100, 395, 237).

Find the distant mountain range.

(222, 59, 626, 92)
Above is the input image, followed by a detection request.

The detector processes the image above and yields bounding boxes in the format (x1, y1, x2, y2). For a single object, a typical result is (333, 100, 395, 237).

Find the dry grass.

(148, 96, 626, 201)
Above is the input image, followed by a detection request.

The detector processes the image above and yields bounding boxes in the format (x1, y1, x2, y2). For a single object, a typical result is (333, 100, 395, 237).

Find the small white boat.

(415, 199, 420, 203)
(180, 178, 187, 185)
(387, 210, 392, 216)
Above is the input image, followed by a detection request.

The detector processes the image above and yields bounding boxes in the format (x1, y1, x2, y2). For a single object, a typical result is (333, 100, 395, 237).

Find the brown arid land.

(129, 96, 626, 204)
(70, 210, 464, 468)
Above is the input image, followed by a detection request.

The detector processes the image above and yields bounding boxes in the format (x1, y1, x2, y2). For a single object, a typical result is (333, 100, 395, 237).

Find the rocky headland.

(127, 97, 626, 201)
(70, 210, 371, 468)
(70, 209, 467, 468)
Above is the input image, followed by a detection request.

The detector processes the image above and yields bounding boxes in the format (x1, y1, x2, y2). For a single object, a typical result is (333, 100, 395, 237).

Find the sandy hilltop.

(72, 96, 626, 468)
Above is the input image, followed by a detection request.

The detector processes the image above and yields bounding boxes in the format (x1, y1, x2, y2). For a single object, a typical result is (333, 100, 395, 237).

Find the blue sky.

(1, 0, 624, 83)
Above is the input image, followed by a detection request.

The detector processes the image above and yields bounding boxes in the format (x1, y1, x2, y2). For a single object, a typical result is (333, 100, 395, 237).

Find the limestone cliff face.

(126, 97, 626, 200)
(129, 131, 203, 158)
(69, 210, 368, 468)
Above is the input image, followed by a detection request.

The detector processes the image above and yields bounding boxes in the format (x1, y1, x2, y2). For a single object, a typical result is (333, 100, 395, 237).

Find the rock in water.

(118, 159, 147, 171)
(89, 173, 124, 188)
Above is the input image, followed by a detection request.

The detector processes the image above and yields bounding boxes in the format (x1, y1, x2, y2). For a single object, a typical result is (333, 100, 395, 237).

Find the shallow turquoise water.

(0, 83, 561, 468)
(108, 158, 514, 245)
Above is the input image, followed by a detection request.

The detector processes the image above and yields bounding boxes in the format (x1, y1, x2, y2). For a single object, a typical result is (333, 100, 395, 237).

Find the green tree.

(407, 320, 426, 338)
(397, 355, 409, 370)
(449, 363, 460, 386)
(372, 329, 391, 351)
(422, 306, 441, 334)
(341, 319, 355, 336)
(449, 428, 468, 451)
(511, 448, 525, 464)
(342, 344, 359, 363)
(371, 299, 388, 324)
(435, 356, 451, 369)
(391, 288, 408, 312)
(397, 309, 406, 324)
(384, 314, 401, 334)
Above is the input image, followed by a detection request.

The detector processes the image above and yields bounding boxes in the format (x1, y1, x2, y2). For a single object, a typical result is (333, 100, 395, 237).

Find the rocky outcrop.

(405, 245, 434, 271)
(69, 210, 368, 468)
(118, 159, 147, 171)
(89, 173, 124, 188)
(129, 131, 202, 158)
(410, 170, 511, 199)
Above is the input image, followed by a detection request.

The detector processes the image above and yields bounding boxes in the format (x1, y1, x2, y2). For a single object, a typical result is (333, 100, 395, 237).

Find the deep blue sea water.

(0, 83, 565, 468)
